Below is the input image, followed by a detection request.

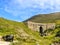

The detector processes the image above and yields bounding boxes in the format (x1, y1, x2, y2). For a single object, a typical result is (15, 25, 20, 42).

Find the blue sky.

(0, 0, 60, 22)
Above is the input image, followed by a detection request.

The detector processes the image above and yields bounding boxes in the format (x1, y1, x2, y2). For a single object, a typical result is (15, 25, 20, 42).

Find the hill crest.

(24, 12, 60, 23)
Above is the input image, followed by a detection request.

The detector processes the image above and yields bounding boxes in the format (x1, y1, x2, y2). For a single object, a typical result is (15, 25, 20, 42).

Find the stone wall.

(27, 21, 56, 32)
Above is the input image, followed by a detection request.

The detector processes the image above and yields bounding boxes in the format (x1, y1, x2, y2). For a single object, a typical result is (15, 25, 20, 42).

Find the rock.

(2, 35, 14, 41)
(51, 42, 60, 45)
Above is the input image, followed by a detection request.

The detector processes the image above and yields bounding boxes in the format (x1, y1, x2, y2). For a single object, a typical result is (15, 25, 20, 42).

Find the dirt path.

(0, 41, 10, 45)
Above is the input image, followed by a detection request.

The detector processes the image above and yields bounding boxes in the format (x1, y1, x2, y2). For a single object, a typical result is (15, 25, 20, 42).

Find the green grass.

(24, 12, 60, 23)
(0, 17, 60, 45)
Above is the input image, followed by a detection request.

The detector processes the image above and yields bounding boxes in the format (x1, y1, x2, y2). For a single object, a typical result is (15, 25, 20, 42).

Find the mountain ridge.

(24, 12, 60, 23)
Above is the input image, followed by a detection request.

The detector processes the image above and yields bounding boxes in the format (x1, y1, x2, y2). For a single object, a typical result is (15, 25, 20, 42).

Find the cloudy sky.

(0, 0, 60, 22)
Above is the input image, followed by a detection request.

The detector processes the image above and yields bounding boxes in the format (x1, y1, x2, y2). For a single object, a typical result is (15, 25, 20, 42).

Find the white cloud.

(4, 0, 60, 11)
(3, 0, 60, 20)
(3, 0, 60, 12)
(0, 0, 60, 22)
(4, 6, 20, 16)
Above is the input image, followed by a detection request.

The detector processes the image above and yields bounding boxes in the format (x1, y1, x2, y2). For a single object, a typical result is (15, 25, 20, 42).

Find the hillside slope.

(0, 17, 60, 45)
(0, 17, 41, 45)
(24, 12, 60, 23)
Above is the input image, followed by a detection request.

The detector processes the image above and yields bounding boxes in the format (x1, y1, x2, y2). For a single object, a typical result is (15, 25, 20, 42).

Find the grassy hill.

(0, 15, 60, 45)
(0, 17, 41, 45)
(24, 12, 60, 23)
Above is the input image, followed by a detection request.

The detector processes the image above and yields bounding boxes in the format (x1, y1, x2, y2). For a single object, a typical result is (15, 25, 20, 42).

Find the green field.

(0, 16, 60, 45)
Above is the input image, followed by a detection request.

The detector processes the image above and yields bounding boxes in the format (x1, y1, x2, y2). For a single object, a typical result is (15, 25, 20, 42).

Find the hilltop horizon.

(0, 0, 60, 22)
(0, 12, 60, 22)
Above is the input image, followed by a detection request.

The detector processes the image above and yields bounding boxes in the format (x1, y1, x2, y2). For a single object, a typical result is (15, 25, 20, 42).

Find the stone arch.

(39, 26, 44, 36)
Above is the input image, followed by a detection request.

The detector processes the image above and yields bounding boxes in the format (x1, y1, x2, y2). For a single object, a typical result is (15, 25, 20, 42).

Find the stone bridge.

(27, 21, 56, 32)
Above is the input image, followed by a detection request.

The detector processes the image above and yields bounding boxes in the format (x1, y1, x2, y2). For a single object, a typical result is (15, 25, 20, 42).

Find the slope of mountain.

(0, 17, 41, 45)
(0, 17, 60, 45)
(24, 12, 60, 23)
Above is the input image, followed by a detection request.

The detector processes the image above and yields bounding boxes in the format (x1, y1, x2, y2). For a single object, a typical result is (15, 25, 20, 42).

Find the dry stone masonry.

(27, 21, 56, 32)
